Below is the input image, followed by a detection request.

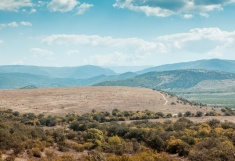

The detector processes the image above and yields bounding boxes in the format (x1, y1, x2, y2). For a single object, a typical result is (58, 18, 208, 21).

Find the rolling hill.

(95, 69, 235, 107)
(0, 86, 220, 115)
(137, 59, 235, 74)
(1, 59, 235, 92)
(96, 69, 235, 89)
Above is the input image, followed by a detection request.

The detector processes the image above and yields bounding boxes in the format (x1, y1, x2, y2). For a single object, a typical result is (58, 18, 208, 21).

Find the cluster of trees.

(1, 108, 224, 129)
(0, 109, 235, 160)
(221, 107, 235, 116)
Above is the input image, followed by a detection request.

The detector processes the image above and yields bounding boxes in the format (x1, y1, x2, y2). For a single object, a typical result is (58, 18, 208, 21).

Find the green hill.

(95, 69, 235, 89)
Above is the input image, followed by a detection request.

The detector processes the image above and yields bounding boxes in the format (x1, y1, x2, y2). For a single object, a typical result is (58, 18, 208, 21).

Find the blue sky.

(0, 0, 235, 67)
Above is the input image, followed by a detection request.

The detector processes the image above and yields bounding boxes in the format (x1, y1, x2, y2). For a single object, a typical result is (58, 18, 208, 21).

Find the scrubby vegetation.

(0, 109, 234, 160)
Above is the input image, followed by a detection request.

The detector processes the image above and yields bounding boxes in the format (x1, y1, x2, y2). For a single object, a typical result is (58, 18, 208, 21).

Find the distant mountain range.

(1, 59, 235, 90)
(105, 66, 152, 73)
(0, 73, 81, 89)
(0, 65, 115, 79)
(137, 59, 235, 74)
(0, 72, 137, 89)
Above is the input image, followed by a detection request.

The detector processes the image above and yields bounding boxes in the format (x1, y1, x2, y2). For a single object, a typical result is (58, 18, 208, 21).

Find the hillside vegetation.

(0, 108, 234, 160)
(1, 59, 235, 90)
(95, 70, 235, 108)
(96, 69, 235, 89)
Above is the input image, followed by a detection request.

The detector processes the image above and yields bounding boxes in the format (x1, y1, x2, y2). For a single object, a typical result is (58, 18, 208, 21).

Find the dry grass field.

(0, 86, 222, 116)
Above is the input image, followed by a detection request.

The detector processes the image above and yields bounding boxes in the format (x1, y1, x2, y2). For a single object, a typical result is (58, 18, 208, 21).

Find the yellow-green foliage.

(66, 142, 84, 152)
(107, 151, 179, 161)
(28, 148, 41, 158)
(40, 154, 76, 161)
(1, 109, 235, 161)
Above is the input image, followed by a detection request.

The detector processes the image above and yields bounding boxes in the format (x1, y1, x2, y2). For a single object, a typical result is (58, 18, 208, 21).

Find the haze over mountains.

(0, 59, 235, 90)
(0, 65, 115, 79)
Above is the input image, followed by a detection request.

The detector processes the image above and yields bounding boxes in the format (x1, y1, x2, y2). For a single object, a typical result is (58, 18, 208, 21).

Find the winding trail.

(160, 93, 168, 105)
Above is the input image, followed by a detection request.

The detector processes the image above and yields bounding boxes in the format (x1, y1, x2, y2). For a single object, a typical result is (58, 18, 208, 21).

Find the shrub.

(189, 138, 235, 161)
(45, 150, 55, 158)
(178, 112, 183, 117)
(184, 111, 191, 117)
(195, 111, 203, 117)
(28, 148, 41, 158)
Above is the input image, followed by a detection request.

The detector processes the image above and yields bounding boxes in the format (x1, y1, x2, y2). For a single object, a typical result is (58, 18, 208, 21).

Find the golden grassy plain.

(0, 86, 222, 116)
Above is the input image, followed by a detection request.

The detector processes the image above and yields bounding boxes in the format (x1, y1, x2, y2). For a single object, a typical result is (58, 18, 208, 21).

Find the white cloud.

(0, 0, 33, 12)
(0, 40, 3, 44)
(20, 21, 32, 26)
(37, 1, 46, 7)
(8, 22, 18, 27)
(22, 8, 36, 14)
(159, 28, 235, 45)
(42, 34, 167, 66)
(77, 3, 94, 15)
(30, 8, 36, 13)
(42, 34, 166, 53)
(182, 14, 193, 19)
(113, 1, 173, 17)
(0, 21, 32, 29)
(113, 0, 235, 17)
(48, 0, 79, 12)
(158, 27, 235, 56)
(41, 28, 235, 65)
(30, 48, 54, 56)
(0, 22, 18, 29)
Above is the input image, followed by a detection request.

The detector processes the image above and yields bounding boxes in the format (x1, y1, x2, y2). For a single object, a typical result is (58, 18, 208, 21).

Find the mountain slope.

(0, 73, 81, 89)
(95, 69, 235, 89)
(137, 59, 235, 74)
(0, 65, 116, 79)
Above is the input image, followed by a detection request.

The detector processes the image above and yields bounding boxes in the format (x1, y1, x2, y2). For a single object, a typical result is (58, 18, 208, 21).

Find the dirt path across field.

(160, 93, 168, 105)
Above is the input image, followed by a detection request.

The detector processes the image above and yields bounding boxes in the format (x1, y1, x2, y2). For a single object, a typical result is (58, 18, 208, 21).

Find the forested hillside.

(96, 69, 235, 89)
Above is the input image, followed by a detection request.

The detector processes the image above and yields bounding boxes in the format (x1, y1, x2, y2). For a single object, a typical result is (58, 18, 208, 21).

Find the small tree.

(195, 111, 203, 117)
(178, 112, 183, 117)
(184, 111, 192, 117)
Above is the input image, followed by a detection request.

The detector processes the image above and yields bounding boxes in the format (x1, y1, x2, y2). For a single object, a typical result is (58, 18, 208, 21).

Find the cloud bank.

(113, 0, 235, 17)
(47, 0, 79, 12)
(47, 0, 93, 14)
(77, 3, 94, 15)
(41, 27, 235, 65)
